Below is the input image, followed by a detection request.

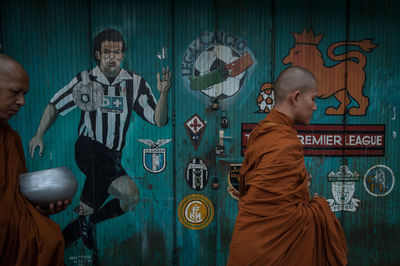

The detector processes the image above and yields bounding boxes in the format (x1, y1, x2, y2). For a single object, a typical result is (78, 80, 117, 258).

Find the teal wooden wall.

(2, 0, 399, 265)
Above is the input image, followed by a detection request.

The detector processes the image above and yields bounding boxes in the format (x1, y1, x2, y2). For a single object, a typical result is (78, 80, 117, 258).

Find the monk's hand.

(157, 66, 172, 94)
(312, 193, 319, 198)
(307, 174, 312, 187)
(29, 135, 44, 158)
(36, 200, 70, 216)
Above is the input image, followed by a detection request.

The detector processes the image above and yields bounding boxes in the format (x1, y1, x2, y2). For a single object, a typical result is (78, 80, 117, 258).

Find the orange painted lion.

(283, 29, 377, 116)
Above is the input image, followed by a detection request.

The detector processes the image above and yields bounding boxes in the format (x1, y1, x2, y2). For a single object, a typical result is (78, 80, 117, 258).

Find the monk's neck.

(267, 108, 295, 128)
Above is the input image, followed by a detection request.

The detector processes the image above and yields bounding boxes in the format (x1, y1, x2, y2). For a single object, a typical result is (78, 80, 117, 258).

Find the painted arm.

(29, 103, 59, 158)
(154, 66, 171, 126)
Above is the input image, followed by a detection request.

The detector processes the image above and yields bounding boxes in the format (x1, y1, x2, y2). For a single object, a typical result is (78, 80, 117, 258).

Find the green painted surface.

(2, 0, 399, 265)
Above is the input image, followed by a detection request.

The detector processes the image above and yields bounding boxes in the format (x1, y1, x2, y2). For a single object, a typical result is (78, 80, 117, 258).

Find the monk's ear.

(290, 90, 301, 107)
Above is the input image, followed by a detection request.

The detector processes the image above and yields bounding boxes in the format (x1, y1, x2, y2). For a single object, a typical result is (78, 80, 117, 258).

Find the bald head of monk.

(273, 66, 317, 125)
(0, 54, 29, 121)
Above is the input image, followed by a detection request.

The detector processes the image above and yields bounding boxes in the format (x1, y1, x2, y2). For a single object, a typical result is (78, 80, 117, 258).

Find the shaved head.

(0, 54, 29, 120)
(0, 54, 29, 85)
(274, 66, 316, 104)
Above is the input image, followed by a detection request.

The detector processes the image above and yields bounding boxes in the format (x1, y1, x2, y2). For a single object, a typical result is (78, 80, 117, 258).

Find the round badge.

(73, 81, 104, 112)
(364, 165, 395, 197)
(178, 194, 214, 230)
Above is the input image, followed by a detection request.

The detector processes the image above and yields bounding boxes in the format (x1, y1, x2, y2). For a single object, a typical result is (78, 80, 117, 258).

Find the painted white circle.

(184, 200, 206, 224)
(363, 164, 395, 197)
(193, 45, 245, 99)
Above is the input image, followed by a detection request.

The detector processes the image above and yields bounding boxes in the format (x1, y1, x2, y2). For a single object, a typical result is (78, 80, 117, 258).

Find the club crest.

(181, 31, 254, 99)
(326, 165, 361, 212)
(137, 139, 172, 174)
(178, 194, 214, 230)
(256, 83, 275, 113)
(227, 164, 241, 200)
(184, 114, 207, 151)
(186, 158, 208, 190)
(364, 165, 395, 197)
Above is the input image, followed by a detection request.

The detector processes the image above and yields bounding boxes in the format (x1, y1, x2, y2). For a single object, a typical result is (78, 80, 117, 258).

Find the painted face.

(96, 41, 124, 78)
(0, 72, 29, 120)
(295, 83, 317, 125)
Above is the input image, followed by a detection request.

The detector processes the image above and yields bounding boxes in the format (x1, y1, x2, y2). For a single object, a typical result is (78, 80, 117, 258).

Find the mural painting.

(137, 139, 172, 174)
(256, 83, 275, 113)
(178, 194, 214, 230)
(326, 165, 361, 212)
(182, 31, 254, 100)
(28, 28, 172, 249)
(256, 29, 378, 116)
(283, 29, 377, 116)
(364, 165, 395, 197)
(227, 163, 241, 200)
(185, 157, 209, 191)
(241, 123, 385, 157)
(184, 114, 207, 151)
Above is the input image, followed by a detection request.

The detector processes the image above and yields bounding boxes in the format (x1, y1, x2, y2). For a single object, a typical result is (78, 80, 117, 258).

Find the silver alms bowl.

(19, 167, 78, 207)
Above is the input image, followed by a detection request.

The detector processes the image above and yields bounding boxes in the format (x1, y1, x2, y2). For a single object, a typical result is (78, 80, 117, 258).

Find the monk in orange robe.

(228, 66, 348, 266)
(0, 54, 67, 265)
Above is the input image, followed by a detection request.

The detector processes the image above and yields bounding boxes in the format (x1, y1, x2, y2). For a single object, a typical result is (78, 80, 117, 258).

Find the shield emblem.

(186, 158, 208, 190)
(228, 164, 241, 200)
(332, 182, 355, 204)
(143, 148, 166, 173)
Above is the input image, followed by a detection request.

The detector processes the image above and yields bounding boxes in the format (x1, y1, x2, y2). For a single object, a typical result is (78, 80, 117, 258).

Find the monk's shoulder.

(263, 125, 299, 144)
(3, 122, 21, 141)
(259, 125, 303, 159)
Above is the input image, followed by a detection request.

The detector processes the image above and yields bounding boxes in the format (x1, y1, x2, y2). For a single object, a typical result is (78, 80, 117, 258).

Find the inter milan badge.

(186, 158, 208, 190)
(178, 194, 214, 230)
(326, 165, 361, 212)
(184, 114, 207, 151)
(227, 164, 241, 200)
(364, 165, 395, 197)
(137, 139, 172, 174)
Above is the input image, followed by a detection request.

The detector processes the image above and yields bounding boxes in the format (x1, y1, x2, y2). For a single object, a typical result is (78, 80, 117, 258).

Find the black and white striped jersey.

(50, 66, 157, 151)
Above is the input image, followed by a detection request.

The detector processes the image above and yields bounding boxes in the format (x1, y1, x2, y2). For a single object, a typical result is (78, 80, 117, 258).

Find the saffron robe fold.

(228, 109, 347, 266)
(0, 121, 64, 266)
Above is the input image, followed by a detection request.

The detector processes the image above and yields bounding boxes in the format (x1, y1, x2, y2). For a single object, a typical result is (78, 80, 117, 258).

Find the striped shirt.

(50, 66, 157, 151)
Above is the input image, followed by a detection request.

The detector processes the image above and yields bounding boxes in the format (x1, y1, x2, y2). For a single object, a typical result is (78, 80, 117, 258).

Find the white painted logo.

(326, 165, 361, 212)
(364, 165, 395, 197)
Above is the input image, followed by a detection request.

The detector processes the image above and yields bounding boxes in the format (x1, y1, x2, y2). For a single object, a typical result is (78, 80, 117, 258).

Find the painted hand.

(29, 135, 44, 158)
(156, 66, 172, 94)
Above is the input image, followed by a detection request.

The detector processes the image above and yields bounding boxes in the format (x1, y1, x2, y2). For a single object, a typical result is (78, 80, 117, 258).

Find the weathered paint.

(1, 0, 399, 265)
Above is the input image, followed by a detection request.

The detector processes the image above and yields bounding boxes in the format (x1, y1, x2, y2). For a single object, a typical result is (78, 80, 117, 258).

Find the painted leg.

(325, 90, 351, 115)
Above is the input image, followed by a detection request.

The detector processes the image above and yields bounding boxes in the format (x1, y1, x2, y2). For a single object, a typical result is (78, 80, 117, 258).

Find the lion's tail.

(327, 39, 377, 68)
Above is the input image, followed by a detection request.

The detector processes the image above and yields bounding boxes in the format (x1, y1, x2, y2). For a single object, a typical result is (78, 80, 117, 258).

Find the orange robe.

(228, 109, 347, 266)
(0, 121, 64, 266)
